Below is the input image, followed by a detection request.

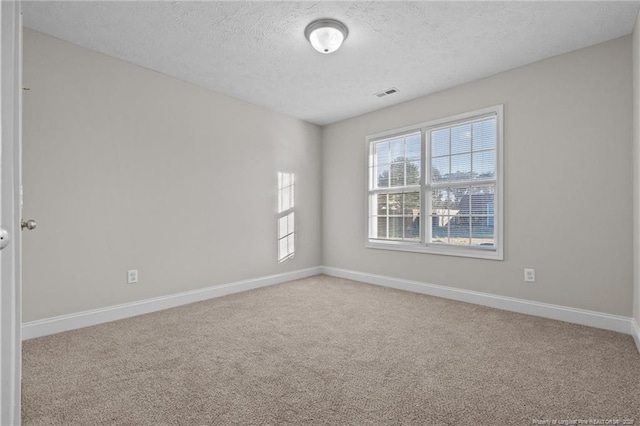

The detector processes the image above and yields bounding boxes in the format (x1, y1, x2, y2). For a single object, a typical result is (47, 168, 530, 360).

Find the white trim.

(321, 266, 634, 335)
(366, 239, 502, 260)
(22, 267, 321, 340)
(21, 265, 639, 354)
(632, 319, 640, 354)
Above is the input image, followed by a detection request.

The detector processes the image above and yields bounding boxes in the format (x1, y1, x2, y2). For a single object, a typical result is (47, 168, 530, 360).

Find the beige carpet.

(22, 275, 640, 425)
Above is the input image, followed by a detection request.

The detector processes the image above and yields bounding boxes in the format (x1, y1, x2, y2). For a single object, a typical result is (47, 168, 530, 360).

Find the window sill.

(366, 240, 504, 260)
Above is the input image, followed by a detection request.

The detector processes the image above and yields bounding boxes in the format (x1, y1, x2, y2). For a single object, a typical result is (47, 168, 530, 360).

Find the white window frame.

(365, 105, 504, 260)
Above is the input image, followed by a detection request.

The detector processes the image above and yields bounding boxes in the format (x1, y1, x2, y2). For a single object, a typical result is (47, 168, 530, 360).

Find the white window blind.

(428, 116, 497, 247)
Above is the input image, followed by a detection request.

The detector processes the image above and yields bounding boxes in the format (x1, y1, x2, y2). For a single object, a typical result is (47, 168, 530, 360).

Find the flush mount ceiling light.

(304, 19, 348, 54)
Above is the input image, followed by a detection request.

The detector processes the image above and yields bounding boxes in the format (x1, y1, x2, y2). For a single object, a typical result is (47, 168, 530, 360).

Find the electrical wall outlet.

(524, 268, 535, 282)
(127, 269, 138, 284)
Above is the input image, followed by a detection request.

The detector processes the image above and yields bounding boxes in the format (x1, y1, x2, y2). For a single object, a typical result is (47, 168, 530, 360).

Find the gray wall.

(22, 30, 322, 322)
(322, 36, 633, 317)
(23, 29, 636, 323)
(634, 13, 640, 326)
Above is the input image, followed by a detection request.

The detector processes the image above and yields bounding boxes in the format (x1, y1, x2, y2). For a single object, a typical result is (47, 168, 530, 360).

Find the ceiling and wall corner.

(22, 1, 640, 126)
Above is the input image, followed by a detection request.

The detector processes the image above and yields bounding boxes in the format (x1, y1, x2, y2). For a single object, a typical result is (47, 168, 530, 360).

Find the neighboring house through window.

(367, 105, 503, 260)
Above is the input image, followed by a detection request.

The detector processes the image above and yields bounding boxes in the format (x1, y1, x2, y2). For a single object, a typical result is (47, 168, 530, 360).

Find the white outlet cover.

(524, 268, 535, 282)
(127, 269, 138, 284)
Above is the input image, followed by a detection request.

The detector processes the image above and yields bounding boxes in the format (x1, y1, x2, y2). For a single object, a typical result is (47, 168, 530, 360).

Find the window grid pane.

(428, 184, 495, 247)
(369, 192, 420, 241)
(430, 117, 496, 184)
(372, 134, 422, 190)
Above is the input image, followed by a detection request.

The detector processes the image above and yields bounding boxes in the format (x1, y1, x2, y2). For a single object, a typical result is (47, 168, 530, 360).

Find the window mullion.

(470, 121, 474, 182)
(369, 186, 420, 195)
(429, 180, 495, 191)
(422, 128, 429, 246)
(469, 202, 473, 246)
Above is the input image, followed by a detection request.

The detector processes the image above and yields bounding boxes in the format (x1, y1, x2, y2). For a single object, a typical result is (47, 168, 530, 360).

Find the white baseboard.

(22, 266, 322, 340)
(321, 266, 634, 336)
(632, 319, 640, 353)
(22, 265, 640, 356)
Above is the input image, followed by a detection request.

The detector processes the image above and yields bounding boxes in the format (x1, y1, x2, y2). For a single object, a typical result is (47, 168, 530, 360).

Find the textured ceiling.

(23, 1, 640, 125)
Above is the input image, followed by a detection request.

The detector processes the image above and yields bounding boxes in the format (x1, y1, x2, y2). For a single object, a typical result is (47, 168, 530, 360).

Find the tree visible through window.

(367, 106, 503, 259)
(369, 132, 421, 241)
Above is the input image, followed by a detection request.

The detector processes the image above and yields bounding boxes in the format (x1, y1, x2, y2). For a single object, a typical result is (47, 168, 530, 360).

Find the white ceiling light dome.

(304, 19, 348, 54)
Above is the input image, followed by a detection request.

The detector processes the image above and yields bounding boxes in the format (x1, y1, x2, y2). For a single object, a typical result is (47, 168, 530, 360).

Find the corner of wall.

(319, 124, 326, 268)
(632, 319, 640, 354)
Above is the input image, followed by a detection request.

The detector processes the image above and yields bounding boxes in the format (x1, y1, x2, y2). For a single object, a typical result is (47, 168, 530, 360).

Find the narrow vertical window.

(277, 172, 295, 262)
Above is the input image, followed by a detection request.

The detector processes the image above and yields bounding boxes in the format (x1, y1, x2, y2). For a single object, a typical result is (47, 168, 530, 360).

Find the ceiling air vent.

(375, 88, 398, 98)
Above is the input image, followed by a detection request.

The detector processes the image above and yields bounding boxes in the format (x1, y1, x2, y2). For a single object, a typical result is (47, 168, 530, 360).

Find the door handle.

(0, 229, 9, 249)
(21, 219, 36, 230)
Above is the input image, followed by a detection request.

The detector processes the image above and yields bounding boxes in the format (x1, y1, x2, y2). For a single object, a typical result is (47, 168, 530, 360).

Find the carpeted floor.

(22, 275, 640, 425)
